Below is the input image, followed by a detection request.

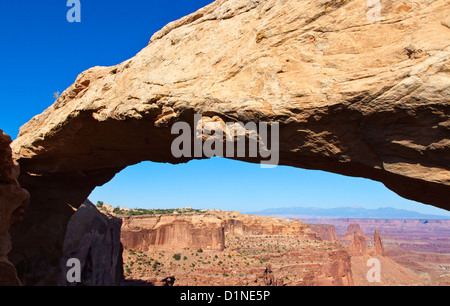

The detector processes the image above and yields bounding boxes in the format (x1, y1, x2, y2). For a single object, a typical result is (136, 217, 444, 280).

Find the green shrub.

(173, 253, 181, 261)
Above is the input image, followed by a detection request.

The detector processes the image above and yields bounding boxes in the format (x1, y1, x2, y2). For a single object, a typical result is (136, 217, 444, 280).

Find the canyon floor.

(112, 207, 450, 286)
(122, 234, 349, 286)
(303, 217, 450, 285)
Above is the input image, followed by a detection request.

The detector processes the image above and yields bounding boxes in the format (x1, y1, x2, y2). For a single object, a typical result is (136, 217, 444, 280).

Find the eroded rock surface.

(121, 210, 317, 252)
(308, 224, 339, 242)
(0, 130, 29, 286)
(369, 228, 389, 256)
(348, 233, 368, 256)
(9, 0, 450, 284)
(121, 214, 226, 252)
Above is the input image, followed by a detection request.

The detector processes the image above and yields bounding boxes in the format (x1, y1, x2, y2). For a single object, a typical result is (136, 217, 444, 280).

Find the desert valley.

(72, 202, 450, 286)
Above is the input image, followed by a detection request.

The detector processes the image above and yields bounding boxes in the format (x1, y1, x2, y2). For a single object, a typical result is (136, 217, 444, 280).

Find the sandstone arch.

(8, 0, 450, 284)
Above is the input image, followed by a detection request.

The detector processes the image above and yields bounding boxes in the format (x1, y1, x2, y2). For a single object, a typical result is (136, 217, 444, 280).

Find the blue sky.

(0, 1, 448, 216)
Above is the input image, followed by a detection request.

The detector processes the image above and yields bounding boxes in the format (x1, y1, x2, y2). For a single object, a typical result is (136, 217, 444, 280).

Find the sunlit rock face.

(8, 0, 450, 284)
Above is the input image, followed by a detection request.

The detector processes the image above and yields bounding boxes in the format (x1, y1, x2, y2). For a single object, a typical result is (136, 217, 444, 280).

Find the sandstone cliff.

(58, 200, 123, 286)
(222, 211, 319, 238)
(307, 224, 339, 242)
(346, 225, 388, 256)
(290, 249, 354, 286)
(8, 0, 450, 284)
(121, 211, 318, 252)
(121, 213, 225, 251)
(0, 130, 29, 286)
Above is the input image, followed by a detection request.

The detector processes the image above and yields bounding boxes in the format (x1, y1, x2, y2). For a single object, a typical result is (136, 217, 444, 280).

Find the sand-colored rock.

(223, 211, 319, 238)
(8, 0, 450, 284)
(0, 130, 29, 286)
(348, 226, 422, 285)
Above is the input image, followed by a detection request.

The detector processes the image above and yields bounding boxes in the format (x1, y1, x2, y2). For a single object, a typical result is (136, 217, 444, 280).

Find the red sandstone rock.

(121, 214, 225, 252)
(121, 211, 318, 252)
(341, 223, 370, 241)
(369, 229, 389, 257)
(308, 224, 339, 242)
(348, 234, 368, 256)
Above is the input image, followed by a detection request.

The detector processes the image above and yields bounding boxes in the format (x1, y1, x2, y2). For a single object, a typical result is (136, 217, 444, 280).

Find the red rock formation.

(257, 264, 284, 286)
(58, 200, 123, 286)
(0, 130, 29, 286)
(121, 211, 320, 252)
(308, 224, 339, 242)
(295, 250, 354, 286)
(348, 234, 368, 256)
(341, 223, 370, 242)
(223, 212, 319, 238)
(369, 229, 388, 257)
(121, 214, 226, 252)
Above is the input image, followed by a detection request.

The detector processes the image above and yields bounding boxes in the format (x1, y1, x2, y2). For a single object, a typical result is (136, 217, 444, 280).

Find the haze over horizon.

(88, 157, 450, 217)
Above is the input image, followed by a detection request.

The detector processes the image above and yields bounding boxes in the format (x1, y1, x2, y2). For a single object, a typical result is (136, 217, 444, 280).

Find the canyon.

(0, 0, 448, 285)
(120, 210, 354, 286)
(117, 208, 447, 286)
(302, 217, 450, 285)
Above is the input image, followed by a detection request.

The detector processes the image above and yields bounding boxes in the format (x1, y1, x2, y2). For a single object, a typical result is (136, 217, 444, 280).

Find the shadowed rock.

(58, 200, 123, 286)
(0, 130, 29, 286)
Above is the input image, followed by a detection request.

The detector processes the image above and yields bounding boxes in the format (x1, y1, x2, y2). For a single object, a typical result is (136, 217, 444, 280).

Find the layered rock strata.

(121, 211, 318, 251)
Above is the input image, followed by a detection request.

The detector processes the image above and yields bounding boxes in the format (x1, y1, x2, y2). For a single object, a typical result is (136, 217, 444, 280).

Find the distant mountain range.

(247, 207, 450, 219)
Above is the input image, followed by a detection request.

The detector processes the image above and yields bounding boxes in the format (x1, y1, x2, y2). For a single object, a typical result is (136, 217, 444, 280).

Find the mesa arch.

(7, 0, 450, 285)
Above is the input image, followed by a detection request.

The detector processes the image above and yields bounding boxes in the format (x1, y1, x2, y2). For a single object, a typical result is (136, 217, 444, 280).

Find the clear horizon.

(1, 1, 448, 218)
